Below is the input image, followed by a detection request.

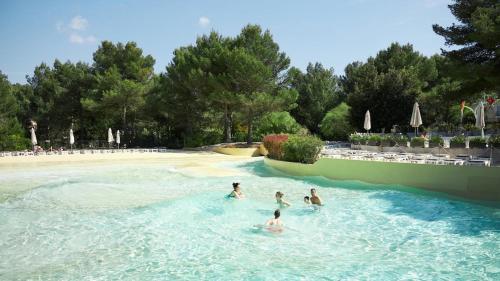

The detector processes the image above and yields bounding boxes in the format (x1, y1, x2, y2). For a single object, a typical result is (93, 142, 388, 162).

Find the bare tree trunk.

(246, 118, 253, 145)
(223, 105, 232, 143)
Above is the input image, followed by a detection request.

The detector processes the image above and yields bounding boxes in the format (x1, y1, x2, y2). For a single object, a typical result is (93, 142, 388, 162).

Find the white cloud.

(56, 16, 96, 44)
(198, 16, 210, 28)
(69, 16, 88, 31)
(69, 33, 96, 44)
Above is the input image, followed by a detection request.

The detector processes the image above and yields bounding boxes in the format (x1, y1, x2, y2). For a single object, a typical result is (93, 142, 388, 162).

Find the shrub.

(255, 112, 302, 140)
(469, 137, 486, 148)
(429, 135, 444, 148)
(282, 135, 324, 164)
(0, 118, 31, 151)
(380, 135, 396, 147)
(450, 135, 466, 148)
(393, 134, 409, 146)
(410, 137, 425, 148)
(367, 135, 382, 146)
(320, 103, 353, 140)
(488, 135, 500, 148)
(263, 134, 289, 160)
(349, 134, 368, 145)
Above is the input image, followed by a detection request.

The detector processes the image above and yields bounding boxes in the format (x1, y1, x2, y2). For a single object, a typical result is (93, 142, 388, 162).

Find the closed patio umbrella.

(69, 129, 75, 151)
(108, 128, 114, 148)
(116, 130, 121, 149)
(364, 110, 371, 133)
(475, 102, 485, 138)
(30, 127, 37, 149)
(410, 102, 422, 136)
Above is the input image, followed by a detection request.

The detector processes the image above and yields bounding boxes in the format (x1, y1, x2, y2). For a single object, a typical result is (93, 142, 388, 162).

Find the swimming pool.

(0, 158, 498, 280)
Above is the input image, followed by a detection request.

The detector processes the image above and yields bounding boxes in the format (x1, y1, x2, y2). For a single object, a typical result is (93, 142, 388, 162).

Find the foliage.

(410, 137, 426, 147)
(433, 0, 500, 94)
(488, 135, 500, 147)
(392, 134, 409, 146)
(468, 137, 487, 148)
(348, 134, 368, 145)
(380, 135, 396, 147)
(255, 112, 302, 140)
(263, 134, 289, 160)
(343, 43, 438, 132)
(320, 102, 353, 140)
(0, 71, 30, 150)
(0, 118, 31, 151)
(367, 135, 382, 146)
(450, 135, 466, 147)
(429, 135, 444, 147)
(288, 63, 342, 135)
(282, 135, 324, 164)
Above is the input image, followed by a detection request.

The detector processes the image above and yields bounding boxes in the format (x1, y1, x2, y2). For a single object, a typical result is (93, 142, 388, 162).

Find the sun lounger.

(467, 159, 490, 166)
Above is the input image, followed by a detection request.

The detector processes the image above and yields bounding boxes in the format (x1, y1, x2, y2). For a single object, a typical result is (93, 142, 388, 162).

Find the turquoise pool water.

(0, 159, 498, 280)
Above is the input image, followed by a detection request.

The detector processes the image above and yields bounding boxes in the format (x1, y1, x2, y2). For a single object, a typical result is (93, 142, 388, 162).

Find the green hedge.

(469, 137, 486, 148)
(489, 135, 500, 147)
(282, 135, 324, 164)
(410, 137, 426, 148)
(429, 135, 444, 147)
(450, 135, 465, 148)
(349, 134, 368, 145)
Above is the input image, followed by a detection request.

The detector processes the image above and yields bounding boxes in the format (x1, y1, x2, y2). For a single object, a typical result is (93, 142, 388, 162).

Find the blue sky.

(0, 0, 456, 84)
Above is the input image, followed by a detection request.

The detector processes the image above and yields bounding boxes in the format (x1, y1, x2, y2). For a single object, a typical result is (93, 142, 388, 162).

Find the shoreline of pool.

(0, 150, 258, 177)
(264, 157, 500, 201)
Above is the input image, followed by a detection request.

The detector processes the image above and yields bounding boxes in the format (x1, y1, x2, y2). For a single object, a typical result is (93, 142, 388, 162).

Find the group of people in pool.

(227, 182, 323, 232)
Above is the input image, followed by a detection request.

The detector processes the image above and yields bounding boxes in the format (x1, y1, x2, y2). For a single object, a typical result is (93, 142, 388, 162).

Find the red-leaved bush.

(263, 134, 289, 160)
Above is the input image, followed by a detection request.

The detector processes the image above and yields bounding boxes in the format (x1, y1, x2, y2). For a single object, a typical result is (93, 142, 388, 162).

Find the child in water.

(275, 191, 291, 208)
(304, 196, 311, 204)
(265, 209, 283, 233)
(227, 182, 245, 199)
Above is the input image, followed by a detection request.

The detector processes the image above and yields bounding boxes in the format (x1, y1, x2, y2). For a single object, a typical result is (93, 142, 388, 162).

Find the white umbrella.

(410, 102, 423, 136)
(108, 128, 114, 147)
(363, 110, 371, 133)
(116, 130, 121, 148)
(69, 129, 75, 151)
(30, 127, 37, 146)
(475, 102, 485, 138)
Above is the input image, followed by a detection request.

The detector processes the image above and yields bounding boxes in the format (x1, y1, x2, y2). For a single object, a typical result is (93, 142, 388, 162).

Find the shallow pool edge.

(264, 157, 500, 201)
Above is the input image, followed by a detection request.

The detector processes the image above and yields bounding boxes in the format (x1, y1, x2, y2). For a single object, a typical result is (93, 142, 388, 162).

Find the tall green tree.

(0, 71, 29, 150)
(288, 63, 341, 135)
(233, 25, 297, 143)
(320, 102, 353, 140)
(433, 0, 500, 94)
(343, 43, 437, 132)
(225, 48, 297, 144)
(84, 41, 155, 145)
(25, 61, 94, 147)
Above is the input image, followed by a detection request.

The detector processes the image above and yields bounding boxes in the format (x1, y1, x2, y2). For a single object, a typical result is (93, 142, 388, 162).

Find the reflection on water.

(0, 159, 498, 280)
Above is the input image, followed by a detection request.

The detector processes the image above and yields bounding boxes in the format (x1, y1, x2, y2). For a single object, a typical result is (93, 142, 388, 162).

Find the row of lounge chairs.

(321, 148, 491, 166)
(0, 148, 170, 157)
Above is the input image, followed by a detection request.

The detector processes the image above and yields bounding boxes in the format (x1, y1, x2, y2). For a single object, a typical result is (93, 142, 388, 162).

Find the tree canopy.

(289, 63, 342, 135)
(433, 0, 500, 94)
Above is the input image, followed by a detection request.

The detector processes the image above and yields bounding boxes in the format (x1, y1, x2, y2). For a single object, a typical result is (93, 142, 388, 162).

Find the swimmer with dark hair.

(310, 188, 323, 205)
(265, 209, 283, 232)
(275, 191, 291, 208)
(227, 182, 244, 199)
(304, 196, 311, 204)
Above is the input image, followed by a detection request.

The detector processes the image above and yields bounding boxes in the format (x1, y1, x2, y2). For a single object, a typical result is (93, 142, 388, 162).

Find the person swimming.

(310, 188, 323, 205)
(275, 191, 291, 208)
(304, 196, 311, 204)
(265, 209, 283, 232)
(227, 182, 244, 199)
